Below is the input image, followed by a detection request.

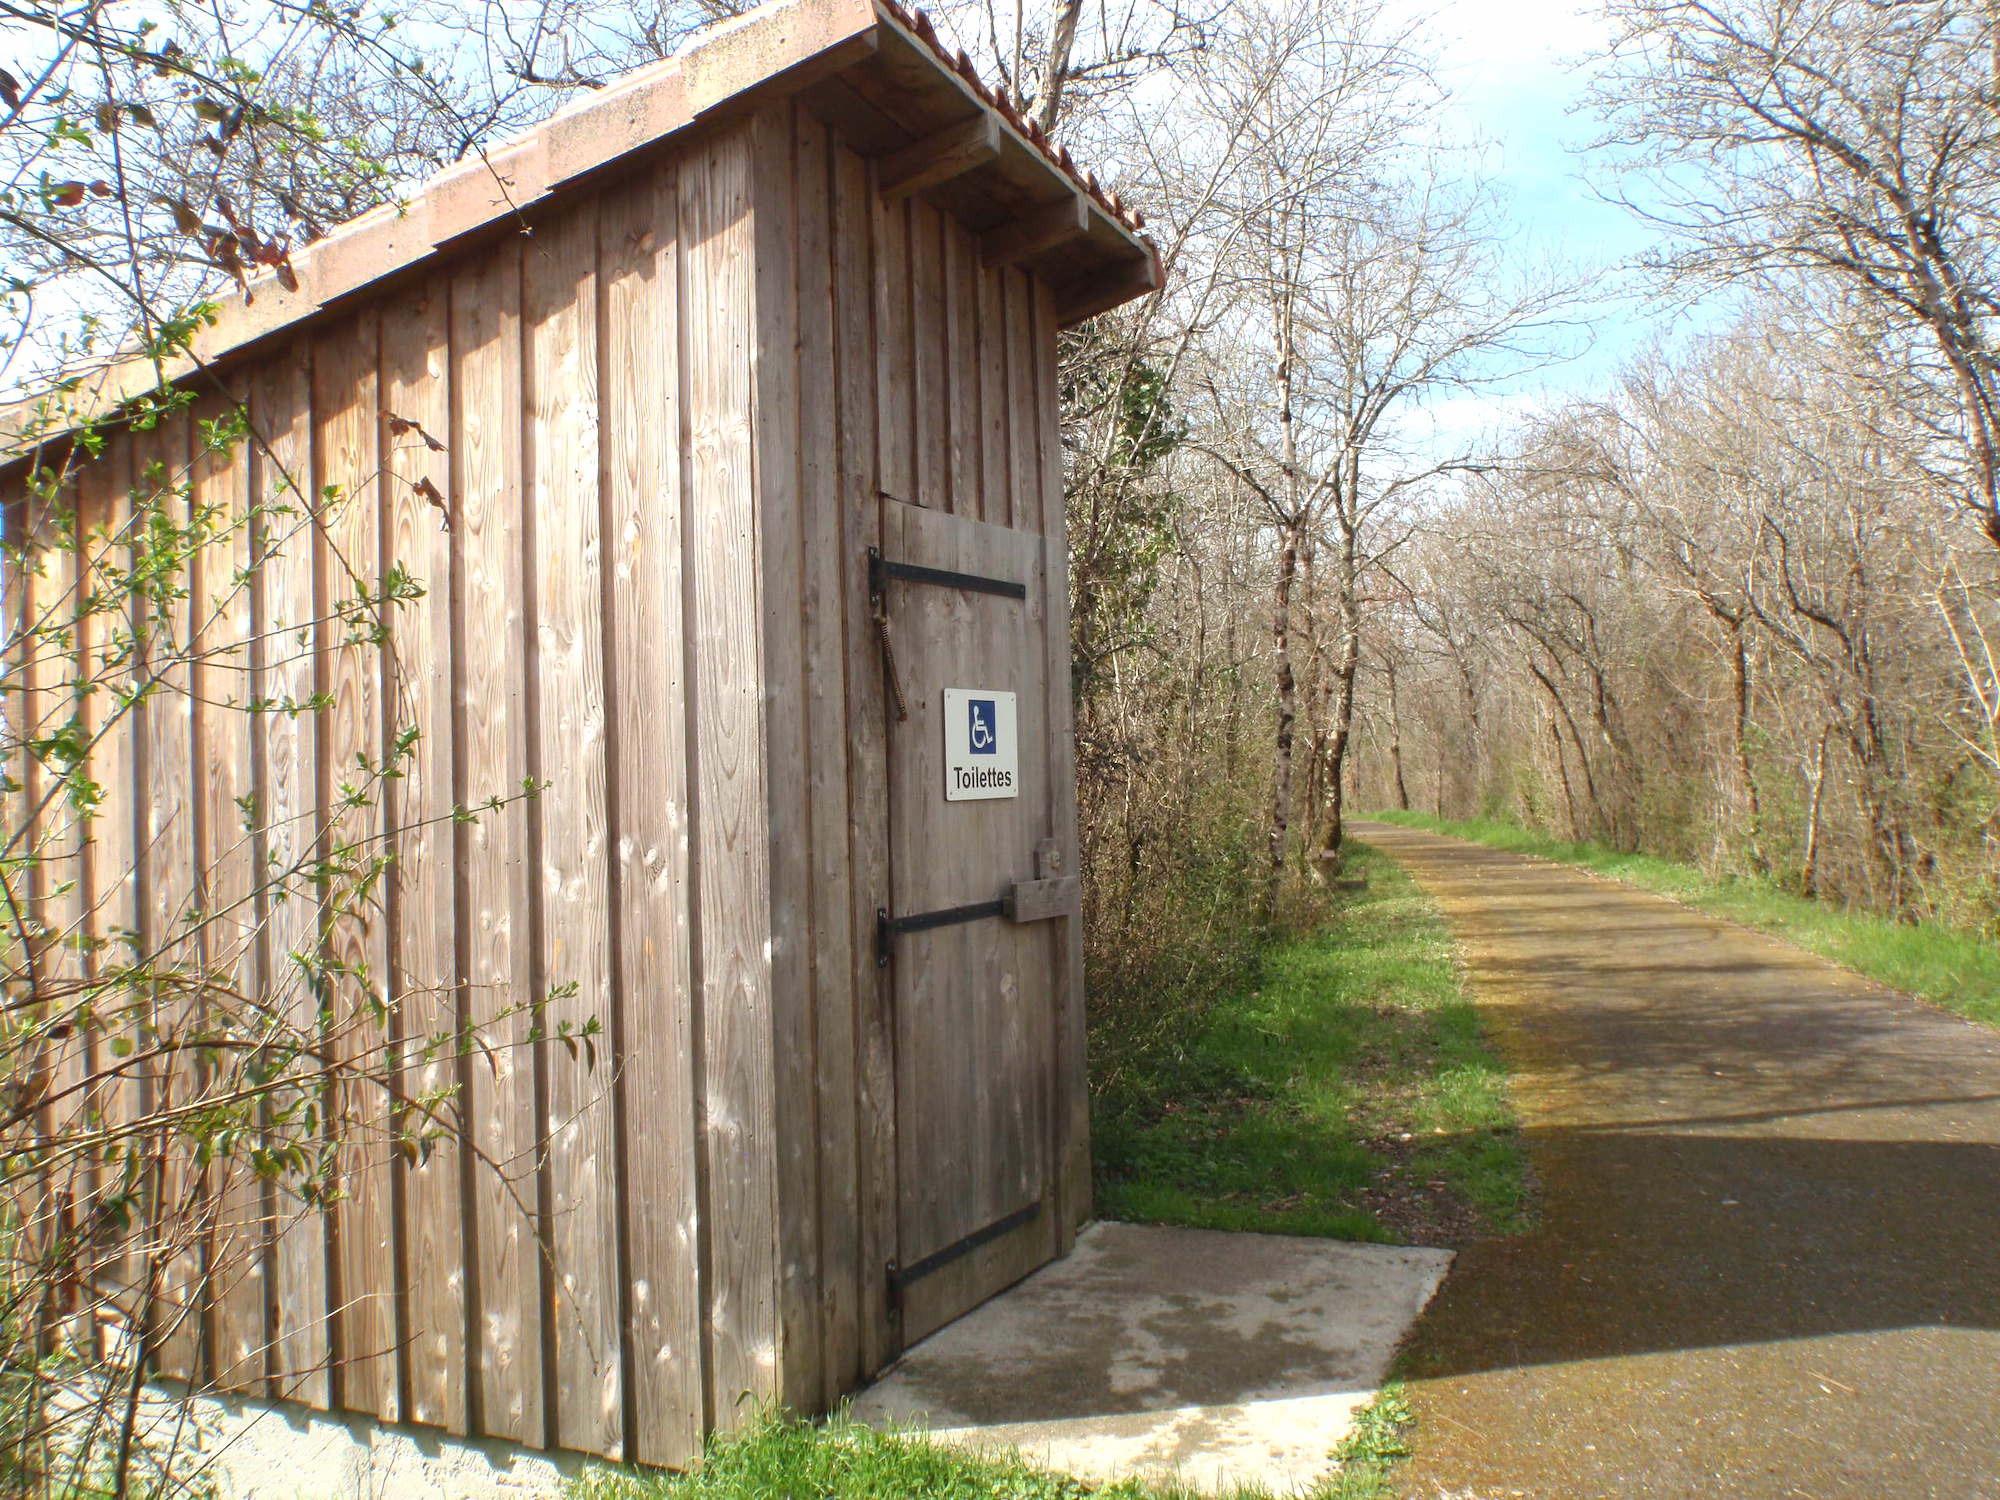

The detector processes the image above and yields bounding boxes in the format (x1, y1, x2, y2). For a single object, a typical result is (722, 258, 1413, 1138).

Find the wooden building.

(1, 0, 1160, 1470)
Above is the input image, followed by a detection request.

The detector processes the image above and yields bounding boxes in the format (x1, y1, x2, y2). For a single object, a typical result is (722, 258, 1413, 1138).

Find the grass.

(1369, 810, 2000, 1030)
(1091, 839, 1530, 1245)
(1324, 1383, 1416, 1499)
(570, 1406, 1411, 1500)
(571, 1413, 1173, 1500)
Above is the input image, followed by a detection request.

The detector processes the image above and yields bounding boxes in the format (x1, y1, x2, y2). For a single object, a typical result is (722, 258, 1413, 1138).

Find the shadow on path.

(1355, 822, 2000, 1500)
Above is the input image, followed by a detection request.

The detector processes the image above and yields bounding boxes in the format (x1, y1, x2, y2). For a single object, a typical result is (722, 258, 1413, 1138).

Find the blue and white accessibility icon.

(968, 697, 999, 755)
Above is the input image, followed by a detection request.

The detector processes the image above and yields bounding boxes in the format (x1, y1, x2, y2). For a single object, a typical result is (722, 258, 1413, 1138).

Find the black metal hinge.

(868, 546, 1026, 601)
(876, 899, 1008, 967)
(887, 1201, 1043, 1312)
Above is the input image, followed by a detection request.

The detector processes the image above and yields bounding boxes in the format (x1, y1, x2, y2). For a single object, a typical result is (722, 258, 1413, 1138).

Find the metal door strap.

(868, 547, 1027, 600)
(887, 1201, 1042, 1308)
(876, 899, 1007, 967)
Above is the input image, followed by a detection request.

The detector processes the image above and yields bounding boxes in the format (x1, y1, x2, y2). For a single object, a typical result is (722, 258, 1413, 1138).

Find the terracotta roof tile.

(875, 0, 1152, 238)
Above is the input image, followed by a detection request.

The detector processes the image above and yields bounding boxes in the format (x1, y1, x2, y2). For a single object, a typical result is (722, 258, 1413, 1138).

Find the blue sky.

(1405, 0, 1686, 450)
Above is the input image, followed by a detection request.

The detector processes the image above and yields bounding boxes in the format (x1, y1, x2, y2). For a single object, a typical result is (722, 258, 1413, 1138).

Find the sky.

(1396, 0, 1685, 453)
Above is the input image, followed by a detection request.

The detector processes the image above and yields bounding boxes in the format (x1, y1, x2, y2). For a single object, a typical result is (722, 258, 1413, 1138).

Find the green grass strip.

(571, 1408, 1410, 1500)
(1092, 840, 1529, 1243)
(573, 1412, 1164, 1499)
(1367, 810, 2000, 1029)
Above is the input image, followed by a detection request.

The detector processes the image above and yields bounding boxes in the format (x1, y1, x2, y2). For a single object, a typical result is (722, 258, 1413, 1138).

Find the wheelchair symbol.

(968, 698, 998, 755)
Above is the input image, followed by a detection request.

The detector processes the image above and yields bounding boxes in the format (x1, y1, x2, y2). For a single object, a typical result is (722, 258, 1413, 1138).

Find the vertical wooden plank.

(191, 388, 270, 1392)
(254, 348, 332, 1407)
(947, 234, 1004, 1258)
(75, 441, 142, 1363)
(381, 275, 466, 1433)
(990, 521, 1054, 1233)
(13, 484, 51, 1350)
(944, 223, 980, 519)
(681, 122, 781, 1428)
(910, 201, 949, 509)
(135, 412, 204, 1383)
(1031, 281, 1091, 1245)
(523, 196, 623, 1458)
(600, 159, 703, 1469)
(999, 534, 1051, 1220)
(5, 497, 33, 1346)
(313, 313, 397, 1419)
(450, 244, 544, 1448)
(978, 264, 1009, 529)
(874, 195, 915, 506)
(24, 474, 90, 1354)
(749, 103, 822, 1417)
(796, 111, 861, 1403)
(1003, 271, 1036, 537)
(833, 139, 896, 1380)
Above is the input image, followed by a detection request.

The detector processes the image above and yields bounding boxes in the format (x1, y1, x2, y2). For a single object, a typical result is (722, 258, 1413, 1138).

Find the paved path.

(1356, 822, 2000, 1500)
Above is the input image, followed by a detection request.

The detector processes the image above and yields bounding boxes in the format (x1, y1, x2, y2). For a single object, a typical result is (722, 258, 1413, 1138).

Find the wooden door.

(877, 499, 1062, 1343)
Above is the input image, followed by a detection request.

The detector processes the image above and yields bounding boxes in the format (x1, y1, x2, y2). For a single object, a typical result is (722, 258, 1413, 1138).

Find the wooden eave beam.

(858, 13, 1151, 248)
(980, 195, 1090, 268)
(1055, 245, 1164, 326)
(878, 112, 1002, 200)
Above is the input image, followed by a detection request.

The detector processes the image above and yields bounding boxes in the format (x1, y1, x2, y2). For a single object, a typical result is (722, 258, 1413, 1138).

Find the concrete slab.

(850, 1221, 1452, 1495)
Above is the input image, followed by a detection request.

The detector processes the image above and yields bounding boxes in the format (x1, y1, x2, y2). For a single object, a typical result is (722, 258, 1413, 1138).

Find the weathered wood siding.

(2, 96, 1090, 1465)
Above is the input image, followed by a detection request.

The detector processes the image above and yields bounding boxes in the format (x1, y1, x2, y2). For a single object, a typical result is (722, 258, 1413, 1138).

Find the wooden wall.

(2, 95, 1090, 1467)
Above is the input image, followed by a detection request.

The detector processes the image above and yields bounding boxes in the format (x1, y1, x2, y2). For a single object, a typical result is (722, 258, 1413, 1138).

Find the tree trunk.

(1728, 620, 1766, 873)
(1385, 658, 1411, 812)
(1549, 713, 1581, 840)
(1265, 267, 1304, 912)
(1312, 535, 1362, 869)
(1449, 639, 1483, 815)
(1031, 0, 1084, 132)
(1298, 538, 1325, 827)
(1529, 658, 1605, 834)
(1800, 724, 1831, 898)
(1222, 603, 1242, 780)
(1266, 521, 1303, 914)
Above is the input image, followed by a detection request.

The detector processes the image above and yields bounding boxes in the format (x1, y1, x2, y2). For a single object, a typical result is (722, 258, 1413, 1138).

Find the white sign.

(943, 688, 1019, 801)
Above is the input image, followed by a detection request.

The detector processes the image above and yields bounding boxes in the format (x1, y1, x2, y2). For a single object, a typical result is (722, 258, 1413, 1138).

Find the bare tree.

(1377, 300, 2000, 930)
(926, 0, 1213, 134)
(1595, 0, 2000, 551)
(1196, 125, 1581, 887)
(1165, 0, 1429, 907)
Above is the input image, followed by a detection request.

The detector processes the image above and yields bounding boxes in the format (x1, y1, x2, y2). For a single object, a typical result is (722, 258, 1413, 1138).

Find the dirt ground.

(1356, 822, 2000, 1500)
